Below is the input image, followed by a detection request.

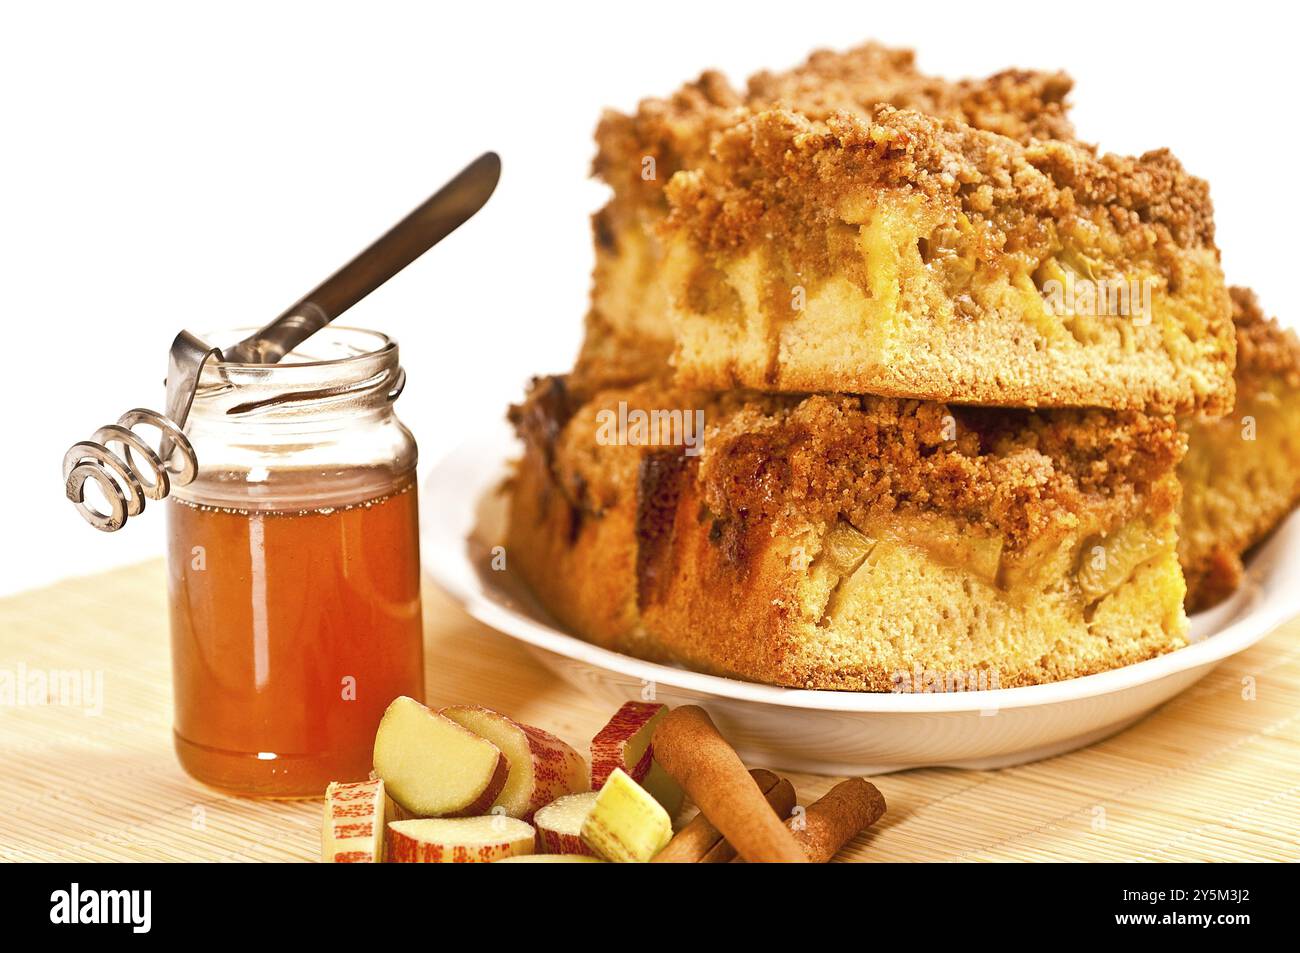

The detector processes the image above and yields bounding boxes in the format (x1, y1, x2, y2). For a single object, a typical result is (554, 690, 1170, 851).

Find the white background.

(1, 0, 1295, 595)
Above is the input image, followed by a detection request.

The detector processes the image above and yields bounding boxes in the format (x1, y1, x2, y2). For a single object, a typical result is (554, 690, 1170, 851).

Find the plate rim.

(421, 423, 1300, 715)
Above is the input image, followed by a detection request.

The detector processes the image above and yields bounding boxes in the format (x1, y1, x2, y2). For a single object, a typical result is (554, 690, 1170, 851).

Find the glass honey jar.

(165, 327, 424, 797)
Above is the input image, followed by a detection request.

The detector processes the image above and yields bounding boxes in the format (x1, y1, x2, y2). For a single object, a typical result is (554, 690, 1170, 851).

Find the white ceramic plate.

(421, 421, 1300, 775)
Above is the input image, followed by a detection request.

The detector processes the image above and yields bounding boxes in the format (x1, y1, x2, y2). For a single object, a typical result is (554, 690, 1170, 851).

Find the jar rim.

(203, 325, 396, 370)
(191, 325, 403, 419)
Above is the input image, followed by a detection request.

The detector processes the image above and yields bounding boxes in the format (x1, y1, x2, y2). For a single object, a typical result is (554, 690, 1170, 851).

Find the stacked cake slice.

(506, 43, 1295, 690)
(510, 377, 1186, 689)
(661, 106, 1232, 413)
(579, 44, 1076, 389)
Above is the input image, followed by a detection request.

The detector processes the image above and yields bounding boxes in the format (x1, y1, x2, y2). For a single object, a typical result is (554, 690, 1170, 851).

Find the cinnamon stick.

(787, 777, 886, 863)
(653, 769, 797, 863)
(702, 777, 795, 863)
(651, 706, 806, 863)
(653, 769, 778, 863)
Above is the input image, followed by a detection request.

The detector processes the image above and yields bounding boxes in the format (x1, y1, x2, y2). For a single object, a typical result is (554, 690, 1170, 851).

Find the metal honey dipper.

(62, 152, 500, 531)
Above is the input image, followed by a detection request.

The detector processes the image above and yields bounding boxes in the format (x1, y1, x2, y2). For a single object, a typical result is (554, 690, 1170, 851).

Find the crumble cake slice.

(577, 43, 1077, 387)
(507, 375, 1188, 691)
(1179, 288, 1300, 610)
(662, 106, 1234, 415)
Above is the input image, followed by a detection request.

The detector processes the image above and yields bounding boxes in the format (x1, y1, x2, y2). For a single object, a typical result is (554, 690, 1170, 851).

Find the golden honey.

(164, 327, 424, 797)
(167, 484, 423, 796)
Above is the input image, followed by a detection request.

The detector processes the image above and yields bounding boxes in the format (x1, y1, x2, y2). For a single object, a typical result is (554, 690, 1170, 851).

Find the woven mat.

(1, 560, 1297, 862)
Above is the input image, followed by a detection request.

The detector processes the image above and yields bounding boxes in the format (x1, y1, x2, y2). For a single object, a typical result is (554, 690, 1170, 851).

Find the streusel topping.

(699, 392, 1183, 551)
(593, 42, 1079, 215)
(512, 377, 1184, 555)
(664, 106, 1217, 273)
(748, 43, 1074, 143)
(1230, 286, 1300, 391)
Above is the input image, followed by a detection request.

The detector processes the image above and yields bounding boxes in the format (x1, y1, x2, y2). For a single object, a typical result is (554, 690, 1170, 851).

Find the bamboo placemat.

(1, 560, 1297, 862)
